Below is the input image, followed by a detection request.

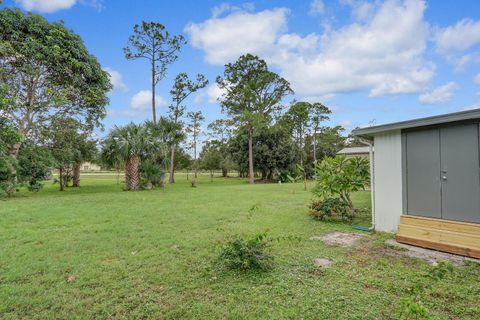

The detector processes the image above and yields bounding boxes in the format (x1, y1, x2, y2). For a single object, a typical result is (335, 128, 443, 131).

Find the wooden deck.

(396, 215, 480, 258)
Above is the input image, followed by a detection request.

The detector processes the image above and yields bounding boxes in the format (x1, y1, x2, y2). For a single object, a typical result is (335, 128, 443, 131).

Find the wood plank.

(397, 224, 480, 249)
(396, 236, 480, 259)
(400, 215, 480, 235)
(397, 215, 480, 258)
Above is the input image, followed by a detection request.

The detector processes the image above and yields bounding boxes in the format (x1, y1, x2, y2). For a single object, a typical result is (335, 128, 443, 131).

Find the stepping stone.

(314, 258, 333, 268)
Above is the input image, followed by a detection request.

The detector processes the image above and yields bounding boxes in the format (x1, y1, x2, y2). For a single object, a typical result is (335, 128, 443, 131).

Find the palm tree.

(102, 123, 154, 190)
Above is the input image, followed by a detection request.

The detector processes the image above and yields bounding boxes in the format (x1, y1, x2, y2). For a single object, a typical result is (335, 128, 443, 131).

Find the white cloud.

(474, 74, 480, 85)
(14, 0, 103, 13)
(419, 82, 458, 104)
(435, 18, 480, 68)
(340, 0, 375, 21)
(103, 68, 128, 92)
(211, 2, 255, 18)
(185, 8, 288, 65)
(15, 0, 77, 13)
(131, 90, 167, 110)
(186, 0, 434, 97)
(435, 19, 480, 53)
(309, 0, 325, 16)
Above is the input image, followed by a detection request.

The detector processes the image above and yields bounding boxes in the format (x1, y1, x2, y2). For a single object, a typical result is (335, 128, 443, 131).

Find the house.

(337, 146, 373, 158)
(81, 162, 102, 172)
(353, 109, 480, 258)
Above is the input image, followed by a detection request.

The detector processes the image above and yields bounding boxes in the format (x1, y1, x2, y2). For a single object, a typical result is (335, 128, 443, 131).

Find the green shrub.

(313, 156, 369, 209)
(310, 197, 354, 222)
(396, 297, 430, 320)
(219, 233, 273, 271)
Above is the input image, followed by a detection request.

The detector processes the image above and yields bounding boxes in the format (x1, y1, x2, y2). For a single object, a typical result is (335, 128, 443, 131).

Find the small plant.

(286, 164, 304, 194)
(396, 297, 430, 320)
(310, 197, 354, 222)
(427, 261, 454, 280)
(219, 233, 273, 271)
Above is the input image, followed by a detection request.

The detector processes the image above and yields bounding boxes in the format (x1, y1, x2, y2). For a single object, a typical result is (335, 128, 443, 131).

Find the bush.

(313, 156, 369, 209)
(310, 197, 355, 222)
(219, 233, 273, 271)
(396, 297, 430, 320)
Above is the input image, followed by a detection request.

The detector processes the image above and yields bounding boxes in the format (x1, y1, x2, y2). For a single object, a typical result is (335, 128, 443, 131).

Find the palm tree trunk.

(248, 128, 254, 184)
(125, 155, 140, 190)
(72, 163, 81, 187)
(169, 145, 175, 184)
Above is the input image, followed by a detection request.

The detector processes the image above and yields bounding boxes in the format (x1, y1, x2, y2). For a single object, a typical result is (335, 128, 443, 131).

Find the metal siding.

(373, 130, 403, 232)
(405, 129, 442, 218)
(440, 124, 480, 223)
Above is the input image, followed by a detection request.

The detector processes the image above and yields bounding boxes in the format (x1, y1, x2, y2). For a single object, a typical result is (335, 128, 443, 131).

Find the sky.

(3, 0, 480, 137)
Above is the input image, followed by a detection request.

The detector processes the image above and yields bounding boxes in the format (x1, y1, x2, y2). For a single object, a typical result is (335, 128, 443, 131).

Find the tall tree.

(281, 101, 311, 166)
(216, 54, 293, 184)
(124, 22, 185, 123)
(0, 9, 111, 161)
(168, 73, 208, 183)
(310, 103, 331, 163)
(186, 111, 204, 179)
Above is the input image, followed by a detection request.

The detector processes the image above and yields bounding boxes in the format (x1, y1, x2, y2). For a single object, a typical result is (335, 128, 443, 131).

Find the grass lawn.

(1, 174, 479, 319)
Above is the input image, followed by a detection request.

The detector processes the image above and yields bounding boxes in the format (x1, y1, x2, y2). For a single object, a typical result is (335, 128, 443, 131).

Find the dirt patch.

(311, 232, 365, 247)
(313, 258, 333, 268)
(385, 239, 480, 266)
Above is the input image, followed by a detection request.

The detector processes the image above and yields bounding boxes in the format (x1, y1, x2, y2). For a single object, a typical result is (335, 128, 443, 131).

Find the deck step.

(396, 215, 480, 258)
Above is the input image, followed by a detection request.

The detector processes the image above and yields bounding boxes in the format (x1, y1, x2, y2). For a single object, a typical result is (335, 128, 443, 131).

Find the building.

(337, 146, 373, 158)
(81, 162, 102, 172)
(353, 109, 480, 258)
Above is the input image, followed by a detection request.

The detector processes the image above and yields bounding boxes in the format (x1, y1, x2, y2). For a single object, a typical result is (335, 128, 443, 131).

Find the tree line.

(0, 9, 354, 195)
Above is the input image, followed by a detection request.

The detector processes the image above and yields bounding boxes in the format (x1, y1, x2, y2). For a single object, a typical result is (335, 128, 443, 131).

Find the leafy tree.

(0, 9, 111, 161)
(124, 22, 185, 123)
(102, 123, 156, 191)
(72, 138, 98, 187)
(200, 141, 223, 182)
(0, 119, 21, 197)
(167, 73, 208, 183)
(217, 54, 293, 184)
(313, 156, 369, 209)
(17, 141, 53, 191)
(208, 119, 234, 177)
(44, 118, 84, 191)
(186, 111, 204, 179)
(228, 125, 298, 181)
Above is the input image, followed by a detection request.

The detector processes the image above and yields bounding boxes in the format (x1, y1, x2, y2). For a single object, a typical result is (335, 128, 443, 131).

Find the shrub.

(219, 233, 273, 271)
(313, 156, 369, 209)
(396, 297, 430, 320)
(310, 197, 354, 222)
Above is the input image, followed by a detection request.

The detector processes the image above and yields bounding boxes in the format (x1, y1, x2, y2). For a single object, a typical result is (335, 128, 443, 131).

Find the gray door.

(405, 129, 442, 218)
(440, 123, 480, 223)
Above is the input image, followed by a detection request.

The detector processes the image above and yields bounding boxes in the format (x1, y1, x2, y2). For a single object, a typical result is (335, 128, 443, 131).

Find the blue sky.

(4, 0, 480, 136)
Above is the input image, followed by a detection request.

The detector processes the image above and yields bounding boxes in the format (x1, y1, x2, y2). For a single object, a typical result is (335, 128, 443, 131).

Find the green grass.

(1, 174, 479, 319)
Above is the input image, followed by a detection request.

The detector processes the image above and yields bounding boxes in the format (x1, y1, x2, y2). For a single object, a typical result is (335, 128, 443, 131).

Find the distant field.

(0, 174, 479, 319)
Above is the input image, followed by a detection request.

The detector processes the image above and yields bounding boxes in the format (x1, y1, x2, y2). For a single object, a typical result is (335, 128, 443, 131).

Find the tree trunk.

(9, 142, 21, 185)
(222, 167, 228, 177)
(151, 60, 157, 124)
(125, 155, 140, 191)
(313, 127, 317, 163)
(72, 163, 81, 187)
(210, 171, 213, 182)
(248, 128, 254, 184)
(169, 145, 175, 183)
(59, 167, 65, 191)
